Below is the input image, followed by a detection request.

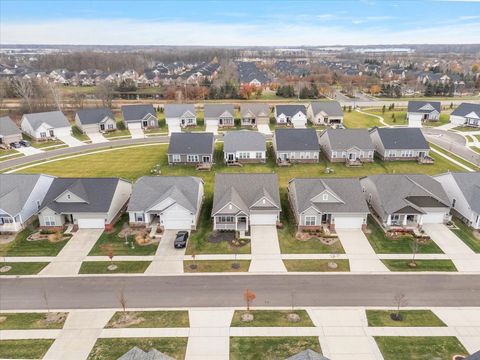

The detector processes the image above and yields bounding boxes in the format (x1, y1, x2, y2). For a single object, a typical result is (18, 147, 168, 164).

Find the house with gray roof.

(273, 128, 320, 164)
(319, 129, 374, 164)
(285, 349, 330, 360)
(167, 132, 214, 165)
(289, 178, 369, 230)
(75, 108, 116, 133)
(20, 111, 71, 140)
(223, 130, 266, 164)
(434, 172, 480, 229)
(118, 346, 175, 360)
(307, 101, 343, 125)
(240, 103, 270, 127)
(464, 350, 480, 360)
(275, 105, 307, 128)
(164, 104, 196, 129)
(204, 104, 235, 128)
(0, 174, 55, 233)
(369, 127, 430, 161)
(121, 104, 158, 129)
(128, 176, 204, 230)
(0, 116, 22, 146)
(450, 103, 480, 128)
(212, 173, 280, 231)
(38, 177, 132, 230)
(407, 101, 441, 127)
(361, 174, 451, 230)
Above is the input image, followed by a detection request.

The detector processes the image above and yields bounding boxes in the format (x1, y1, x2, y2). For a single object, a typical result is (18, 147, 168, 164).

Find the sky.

(1, 0, 480, 46)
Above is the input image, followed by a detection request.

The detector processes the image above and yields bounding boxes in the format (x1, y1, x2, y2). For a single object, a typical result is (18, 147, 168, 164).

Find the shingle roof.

(23, 111, 70, 130)
(240, 103, 270, 118)
(204, 104, 235, 119)
(0, 116, 21, 136)
(127, 176, 202, 213)
(451, 103, 480, 118)
(274, 128, 320, 152)
(76, 108, 114, 125)
(371, 127, 429, 150)
(223, 130, 266, 153)
(164, 104, 195, 118)
(407, 101, 441, 113)
(0, 174, 46, 216)
(121, 104, 156, 122)
(212, 173, 280, 215)
(167, 132, 214, 154)
(285, 349, 330, 360)
(465, 350, 480, 360)
(310, 101, 343, 117)
(276, 105, 306, 117)
(320, 129, 374, 151)
(118, 346, 174, 360)
(449, 172, 480, 214)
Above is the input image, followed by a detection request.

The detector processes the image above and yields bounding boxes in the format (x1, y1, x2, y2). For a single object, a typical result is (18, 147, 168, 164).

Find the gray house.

(289, 178, 369, 231)
(164, 104, 196, 128)
(223, 130, 266, 164)
(0, 116, 22, 146)
(128, 176, 204, 230)
(167, 132, 215, 165)
(212, 173, 280, 231)
(450, 103, 480, 128)
(204, 104, 235, 128)
(361, 174, 451, 229)
(121, 104, 158, 129)
(75, 108, 116, 133)
(407, 101, 441, 127)
(307, 101, 343, 125)
(275, 104, 307, 127)
(118, 347, 174, 360)
(286, 349, 330, 360)
(318, 129, 374, 164)
(273, 128, 320, 164)
(369, 127, 431, 161)
(240, 103, 270, 127)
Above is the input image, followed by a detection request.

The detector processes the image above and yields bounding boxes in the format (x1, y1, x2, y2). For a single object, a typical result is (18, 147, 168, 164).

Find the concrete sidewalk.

(249, 225, 287, 273)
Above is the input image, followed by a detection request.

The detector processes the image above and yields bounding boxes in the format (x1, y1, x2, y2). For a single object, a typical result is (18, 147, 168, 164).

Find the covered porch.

(214, 214, 249, 231)
(241, 117, 256, 126)
(385, 213, 421, 230)
(0, 214, 22, 232)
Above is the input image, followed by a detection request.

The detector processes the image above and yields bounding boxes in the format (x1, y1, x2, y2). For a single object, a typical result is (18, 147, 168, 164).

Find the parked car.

(174, 231, 189, 248)
(9, 142, 21, 149)
(19, 140, 31, 147)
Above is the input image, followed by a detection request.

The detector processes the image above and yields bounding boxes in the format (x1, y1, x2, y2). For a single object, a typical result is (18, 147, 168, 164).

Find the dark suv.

(174, 231, 189, 248)
(19, 140, 31, 147)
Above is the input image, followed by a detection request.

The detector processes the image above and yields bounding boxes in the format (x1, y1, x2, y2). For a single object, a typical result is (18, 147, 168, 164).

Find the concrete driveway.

(129, 127, 145, 139)
(249, 225, 286, 273)
(86, 132, 108, 143)
(57, 135, 85, 147)
(205, 123, 218, 135)
(145, 229, 186, 274)
(168, 124, 182, 135)
(257, 124, 272, 135)
(16, 146, 44, 156)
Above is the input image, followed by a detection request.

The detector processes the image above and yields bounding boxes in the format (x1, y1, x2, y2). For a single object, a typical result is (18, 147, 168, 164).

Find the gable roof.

(0, 116, 21, 137)
(204, 104, 235, 119)
(240, 103, 270, 118)
(121, 104, 156, 122)
(407, 101, 441, 113)
(23, 111, 70, 130)
(223, 130, 266, 153)
(464, 350, 480, 360)
(310, 101, 343, 117)
(451, 103, 480, 118)
(274, 128, 320, 152)
(276, 104, 306, 117)
(448, 172, 480, 214)
(286, 349, 330, 360)
(320, 129, 374, 151)
(370, 127, 429, 150)
(127, 176, 202, 213)
(212, 173, 280, 215)
(167, 132, 214, 154)
(118, 346, 174, 360)
(164, 104, 195, 118)
(76, 108, 115, 125)
(0, 174, 48, 216)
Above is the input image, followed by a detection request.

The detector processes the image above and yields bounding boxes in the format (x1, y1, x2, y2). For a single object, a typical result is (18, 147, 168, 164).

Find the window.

(452, 199, 456, 208)
(256, 152, 263, 159)
(66, 194, 71, 200)
(40, 132, 47, 138)
(135, 213, 144, 222)
(305, 216, 316, 226)
(0, 217, 13, 224)
(332, 151, 337, 158)
(218, 216, 234, 223)
(44, 216, 56, 226)
(322, 194, 328, 201)
(172, 154, 181, 162)
(187, 154, 199, 162)
(239, 152, 249, 159)
(107, 124, 114, 130)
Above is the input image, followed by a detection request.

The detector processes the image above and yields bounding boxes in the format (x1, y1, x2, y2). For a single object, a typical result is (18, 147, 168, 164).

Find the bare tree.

(96, 81, 115, 107)
(42, 288, 50, 313)
(117, 287, 128, 320)
(392, 293, 408, 321)
(48, 83, 63, 111)
(12, 78, 34, 112)
(410, 240, 421, 268)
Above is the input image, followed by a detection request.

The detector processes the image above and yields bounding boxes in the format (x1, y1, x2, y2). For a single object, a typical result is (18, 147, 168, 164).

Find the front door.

(49, 129, 55, 137)
(349, 153, 355, 160)
(202, 156, 210, 163)
(321, 214, 330, 224)
(142, 120, 148, 128)
(228, 153, 234, 162)
(418, 151, 425, 158)
(252, 118, 256, 124)
(100, 124, 105, 131)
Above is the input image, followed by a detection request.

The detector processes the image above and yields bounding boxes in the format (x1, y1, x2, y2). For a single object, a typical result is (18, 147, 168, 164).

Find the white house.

(20, 111, 71, 140)
(450, 103, 480, 128)
(164, 104, 197, 130)
(407, 101, 441, 128)
(275, 105, 307, 128)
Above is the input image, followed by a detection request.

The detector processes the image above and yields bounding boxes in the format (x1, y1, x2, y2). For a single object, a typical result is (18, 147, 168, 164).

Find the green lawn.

(374, 336, 468, 360)
(79, 261, 151, 274)
(0, 339, 54, 359)
(343, 110, 381, 128)
(88, 338, 188, 360)
(424, 113, 451, 127)
(365, 216, 443, 254)
(368, 109, 408, 126)
(106, 311, 189, 328)
(451, 218, 480, 253)
(183, 260, 250, 272)
(454, 126, 478, 132)
(103, 123, 131, 139)
(72, 126, 90, 142)
(366, 310, 446, 327)
(88, 214, 158, 256)
(0, 149, 22, 160)
(231, 310, 314, 327)
(230, 337, 321, 360)
(31, 139, 65, 149)
(382, 259, 457, 272)
(0, 312, 67, 330)
(283, 259, 350, 272)
(0, 262, 48, 275)
(430, 143, 480, 171)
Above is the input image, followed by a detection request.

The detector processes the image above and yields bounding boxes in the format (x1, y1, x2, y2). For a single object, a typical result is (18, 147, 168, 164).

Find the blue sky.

(1, 0, 480, 45)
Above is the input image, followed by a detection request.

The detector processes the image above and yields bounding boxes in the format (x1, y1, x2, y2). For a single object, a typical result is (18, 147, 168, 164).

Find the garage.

(77, 218, 105, 229)
(422, 212, 446, 224)
(250, 213, 278, 225)
(334, 216, 365, 229)
(205, 119, 219, 126)
(127, 122, 142, 130)
(161, 217, 192, 230)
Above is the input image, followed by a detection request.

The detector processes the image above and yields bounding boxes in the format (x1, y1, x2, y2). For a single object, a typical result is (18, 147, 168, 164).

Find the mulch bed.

(208, 231, 236, 243)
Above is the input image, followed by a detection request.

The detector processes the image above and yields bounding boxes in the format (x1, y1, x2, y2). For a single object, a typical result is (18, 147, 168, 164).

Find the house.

(285, 349, 330, 360)
(128, 176, 204, 230)
(0, 174, 55, 233)
(289, 178, 369, 230)
(240, 103, 270, 127)
(319, 129, 374, 165)
(450, 103, 480, 128)
(223, 130, 266, 164)
(307, 101, 343, 125)
(275, 105, 307, 127)
(75, 108, 116, 133)
(0, 116, 22, 146)
(273, 128, 320, 164)
(118, 347, 174, 360)
(164, 104, 196, 128)
(463, 350, 480, 360)
(204, 104, 235, 128)
(37, 177, 132, 230)
(167, 132, 214, 165)
(369, 127, 431, 161)
(212, 173, 281, 231)
(434, 172, 480, 229)
(407, 101, 441, 127)
(121, 104, 158, 130)
(20, 111, 71, 140)
(361, 174, 451, 229)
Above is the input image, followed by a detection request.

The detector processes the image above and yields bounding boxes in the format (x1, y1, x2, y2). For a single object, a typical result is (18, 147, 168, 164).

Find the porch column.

(418, 215, 423, 226)
(386, 215, 392, 226)
(213, 216, 216, 230)
(246, 216, 249, 230)
(402, 215, 408, 226)
(234, 215, 238, 231)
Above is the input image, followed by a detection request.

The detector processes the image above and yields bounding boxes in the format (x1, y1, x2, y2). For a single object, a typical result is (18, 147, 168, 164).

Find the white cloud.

(459, 15, 480, 19)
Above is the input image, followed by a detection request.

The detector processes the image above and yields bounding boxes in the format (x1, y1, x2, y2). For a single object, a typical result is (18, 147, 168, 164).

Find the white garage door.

(334, 216, 365, 229)
(77, 218, 105, 229)
(162, 218, 192, 230)
(422, 212, 445, 224)
(128, 122, 142, 130)
(250, 213, 277, 225)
